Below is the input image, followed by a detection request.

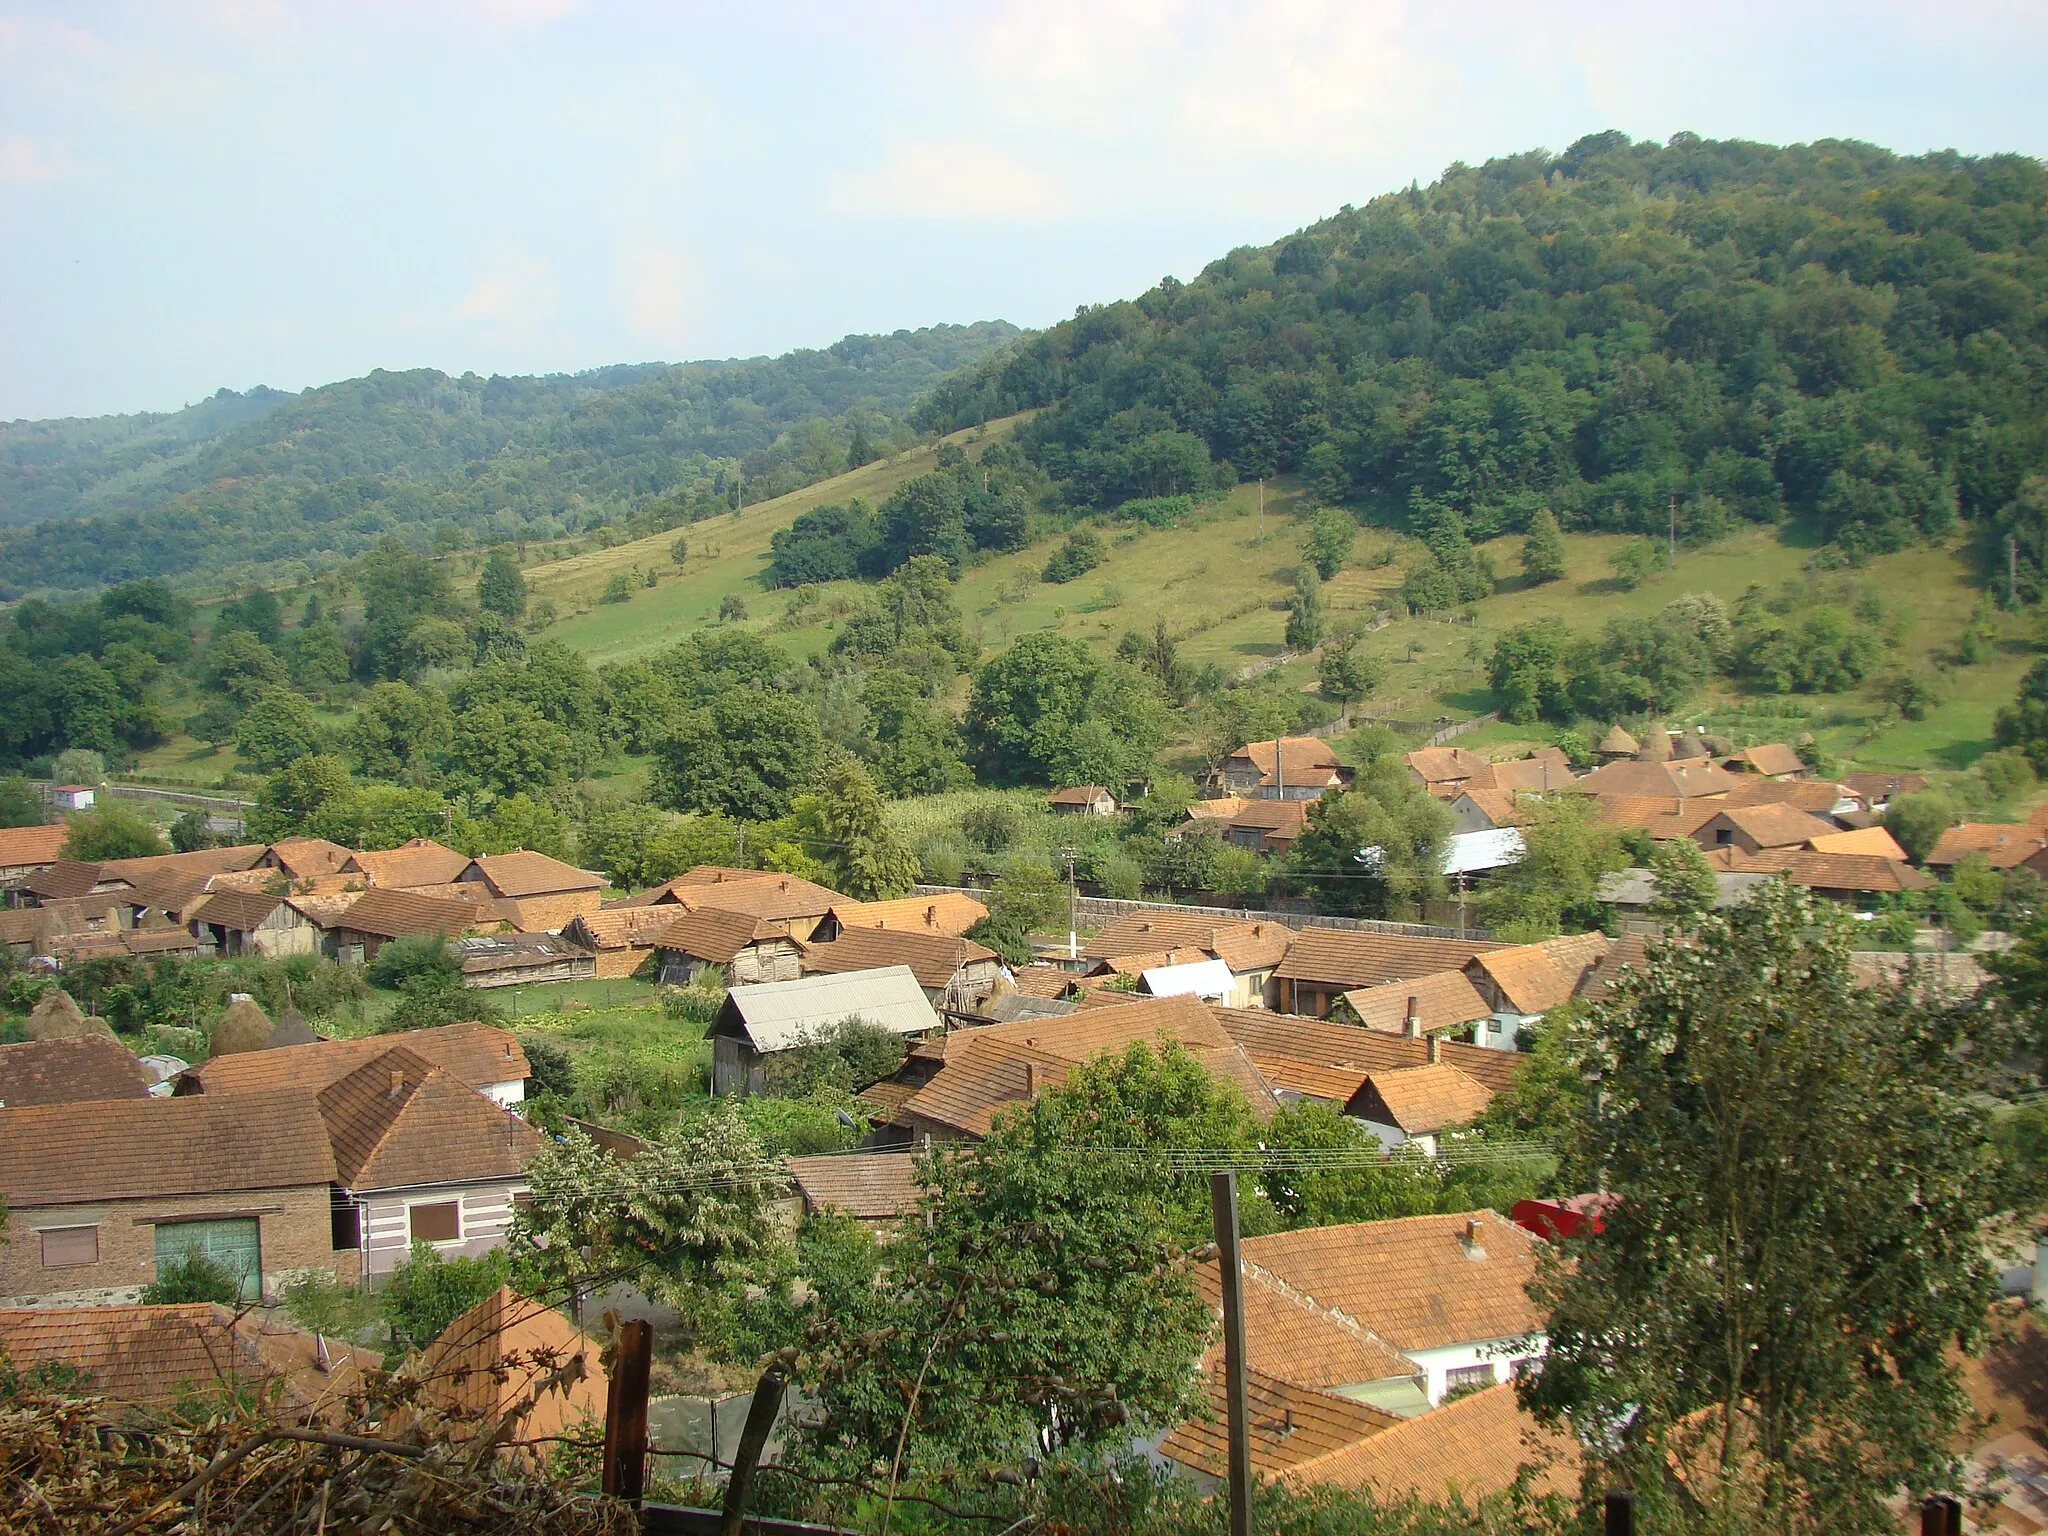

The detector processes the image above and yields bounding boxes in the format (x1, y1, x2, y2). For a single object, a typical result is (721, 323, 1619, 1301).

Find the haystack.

(1596, 724, 1639, 761)
(26, 988, 111, 1041)
(209, 995, 276, 1058)
(265, 1004, 318, 1049)
(1635, 721, 1671, 762)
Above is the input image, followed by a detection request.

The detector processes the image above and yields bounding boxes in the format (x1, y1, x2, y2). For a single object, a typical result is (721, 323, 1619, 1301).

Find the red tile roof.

(461, 850, 603, 898)
(341, 838, 471, 889)
(1281, 1381, 1578, 1501)
(1357, 1062, 1494, 1134)
(828, 893, 989, 937)
(0, 1034, 151, 1108)
(655, 906, 790, 963)
(1340, 970, 1494, 1034)
(799, 927, 995, 989)
(1272, 928, 1501, 989)
(316, 1047, 543, 1190)
(786, 1152, 922, 1219)
(1161, 1362, 1397, 1478)
(179, 1022, 528, 1097)
(0, 823, 69, 869)
(332, 885, 484, 939)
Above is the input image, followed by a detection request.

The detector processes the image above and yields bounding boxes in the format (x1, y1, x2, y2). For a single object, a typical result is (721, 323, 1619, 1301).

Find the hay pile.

(0, 1350, 638, 1535)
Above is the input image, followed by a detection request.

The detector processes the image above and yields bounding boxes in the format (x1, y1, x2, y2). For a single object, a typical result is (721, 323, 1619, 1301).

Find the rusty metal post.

(1603, 1489, 1634, 1536)
(1210, 1172, 1251, 1536)
(603, 1319, 654, 1505)
(718, 1366, 789, 1536)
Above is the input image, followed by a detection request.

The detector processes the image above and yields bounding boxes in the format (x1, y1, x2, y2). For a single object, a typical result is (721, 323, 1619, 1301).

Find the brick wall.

(592, 947, 653, 979)
(500, 891, 603, 933)
(0, 1185, 339, 1307)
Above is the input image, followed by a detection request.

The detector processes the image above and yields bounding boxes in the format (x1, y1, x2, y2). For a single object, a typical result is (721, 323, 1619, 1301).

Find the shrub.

(367, 934, 458, 991)
(1042, 527, 1103, 583)
(601, 572, 634, 604)
(518, 1034, 576, 1099)
(661, 984, 726, 1027)
(381, 1243, 510, 1354)
(141, 1252, 241, 1305)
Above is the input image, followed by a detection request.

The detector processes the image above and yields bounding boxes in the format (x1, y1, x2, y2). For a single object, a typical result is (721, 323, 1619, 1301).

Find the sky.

(2, 1, 2045, 422)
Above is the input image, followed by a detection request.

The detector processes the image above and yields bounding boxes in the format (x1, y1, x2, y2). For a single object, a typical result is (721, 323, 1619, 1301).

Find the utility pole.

(2011, 533, 2020, 607)
(1257, 478, 1266, 541)
(1209, 1173, 1252, 1536)
(1668, 489, 1677, 566)
(735, 820, 746, 868)
(1062, 847, 1079, 961)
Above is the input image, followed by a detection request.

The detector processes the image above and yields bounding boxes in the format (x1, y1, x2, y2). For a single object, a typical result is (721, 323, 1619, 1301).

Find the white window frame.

(407, 1199, 463, 1245)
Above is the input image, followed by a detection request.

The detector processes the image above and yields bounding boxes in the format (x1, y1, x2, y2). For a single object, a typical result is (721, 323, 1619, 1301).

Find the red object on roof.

(1511, 1193, 1613, 1240)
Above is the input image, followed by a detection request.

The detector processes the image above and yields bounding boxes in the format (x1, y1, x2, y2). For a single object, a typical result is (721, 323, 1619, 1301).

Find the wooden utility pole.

(2011, 533, 2020, 607)
(602, 1319, 654, 1505)
(718, 1365, 789, 1536)
(1209, 1173, 1252, 1536)
(1257, 478, 1266, 540)
(1668, 490, 1677, 565)
(1604, 1490, 1635, 1536)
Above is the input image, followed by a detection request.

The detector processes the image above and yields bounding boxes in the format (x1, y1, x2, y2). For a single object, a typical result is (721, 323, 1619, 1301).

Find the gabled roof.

(1194, 1251, 1418, 1390)
(1046, 785, 1114, 806)
(22, 860, 132, 901)
(1272, 928, 1501, 989)
(1841, 771, 1928, 805)
(265, 837, 356, 880)
(1699, 802, 1840, 849)
(1575, 757, 1739, 799)
(1711, 847, 1932, 892)
(1470, 945, 1576, 1015)
(1340, 970, 1494, 1035)
(1723, 778, 1849, 813)
(717, 966, 941, 1051)
(453, 932, 593, 976)
(1358, 1062, 1494, 1134)
(1584, 794, 1723, 841)
(1281, 1381, 1578, 1501)
(656, 905, 790, 963)
(187, 886, 292, 934)
(1807, 825, 1909, 860)
(102, 845, 267, 884)
(0, 1034, 151, 1107)
(0, 823, 69, 868)
(460, 850, 604, 898)
(0, 1304, 377, 1414)
(1926, 821, 2048, 869)
(563, 907, 690, 950)
(1181, 798, 1310, 840)
(1209, 1006, 1522, 1096)
(1231, 736, 1345, 786)
(178, 1022, 529, 1097)
(827, 893, 989, 937)
(1575, 931, 1652, 1004)
(1228, 1211, 1543, 1353)
(332, 886, 483, 939)
(317, 1047, 544, 1190)
(786, 1152, 922, 1219)
(1404, 746, 1488, 785)
(798, 927, 996, 989)
(633, 867, 849, 919)
(1008, 964, 1081, 999)
(1450, 788, 1523, 828)
(1726, 742, 1805, 777)
(340, 838, 471, 889)
(1475, 754, 1577, 793)
(1161, 1362, 1398, 1479)
(1083, 911, 1292, 973)
(0, 1089, 336, 1206)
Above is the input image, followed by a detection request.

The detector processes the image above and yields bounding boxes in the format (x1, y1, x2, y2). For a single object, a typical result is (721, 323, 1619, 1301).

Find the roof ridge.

(1240, 1258, 1409, 1366)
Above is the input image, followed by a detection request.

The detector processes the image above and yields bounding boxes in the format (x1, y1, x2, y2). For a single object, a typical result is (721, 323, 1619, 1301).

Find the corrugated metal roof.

(1441, 828, 1525, 876)
(719, 966, 940, 1051)
(1139, 958, 1235, 1000)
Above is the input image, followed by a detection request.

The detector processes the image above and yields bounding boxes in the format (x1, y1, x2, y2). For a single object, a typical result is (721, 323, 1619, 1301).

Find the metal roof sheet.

(719, 966, 941, 1051)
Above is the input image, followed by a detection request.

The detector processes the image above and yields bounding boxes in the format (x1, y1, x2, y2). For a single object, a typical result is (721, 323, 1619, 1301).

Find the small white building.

(1138, 957, 1236, 1004)
(708, 966, 941, 1097)
(50, 786, 95, 811)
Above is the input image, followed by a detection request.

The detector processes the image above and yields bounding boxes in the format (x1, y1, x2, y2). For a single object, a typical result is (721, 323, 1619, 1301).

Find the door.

(155, 1218, 262, 1302)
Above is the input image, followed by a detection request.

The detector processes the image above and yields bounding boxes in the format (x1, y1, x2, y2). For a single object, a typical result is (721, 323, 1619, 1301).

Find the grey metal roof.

(1597, 868, 1774, 909)
(980, 993, 1081, 1023)
(717, 965, 940, 1051)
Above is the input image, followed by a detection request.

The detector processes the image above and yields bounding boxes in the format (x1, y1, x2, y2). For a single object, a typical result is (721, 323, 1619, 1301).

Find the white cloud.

(0, 134, 65, 184)
(827, 140, 1068, 222)
(452, 249, 558, 331)
(614, 237, 699, 350)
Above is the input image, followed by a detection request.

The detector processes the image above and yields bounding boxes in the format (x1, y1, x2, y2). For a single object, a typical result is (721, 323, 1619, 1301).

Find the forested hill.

(917, 134, 2048, 594)
(0, 321, 1019, 596)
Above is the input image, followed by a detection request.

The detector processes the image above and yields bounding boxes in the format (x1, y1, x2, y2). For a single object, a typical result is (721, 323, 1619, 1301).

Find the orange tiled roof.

(828, 893, 989, 937)
(1452, 788, 1523, 828)
(0, 1034, 151, 1107)
(1359, 1062, 1494, 1134)
(417, 1286, 605, 1441)
(1807, 826, 1908, 860)
(1470, 945, 1577, 1015)
(179, 1022, 528, 1097)
(1009, 964, 1081, 999)
(1272, 928, 1501, 989)
(1233, 737, 1345, 787)
(341, 838, 471, 889)
(1926, 821, 2048, 869)
(1084, 911, 1291, 972)
(1161, 1362, 1397, 1478)
(1046, 785, 1114, 806)
(1584, 795, 1723, 841)
(265, 837, 356, 880)
(563, 907, 682, 949)
(798, 927, 995, 989)
(1725, 742, 1805, 776)
(1340, 970, 1494, 1034)
(102, 845, 267, 884)
(0, 1089, 336, 1207)
(316, 1047, 542, 1190)
(1574, 758, 1739, 799)
(1193, 1258, 1418, 1391)
(655, 905, 789, 963)
(333, 885, 484, 939)
(1230, 1211, 1542, 1354)
(1723, 778, 1845, 812)
(786, 1152, 922, 1219)
(462, 850, 603, 898)
(1211, 1007, 1522, 1095)
(1247, 1055, 1372, 1103)
(1712, 847, 1932, 892)
(0, 823, 69, 868)
(1281, 1381, 1578, 1500)
(1701, 802, 1841, 849)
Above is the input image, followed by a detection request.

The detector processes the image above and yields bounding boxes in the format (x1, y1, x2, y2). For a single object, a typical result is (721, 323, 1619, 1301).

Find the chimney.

(1024, 1062, 1038, 1098)
(1404, 996, 1421, 1039)
(1461, 1218, 1487, 1260)
(1427, 1033, 1441, 1064)
(388, 1070, 406, 1098)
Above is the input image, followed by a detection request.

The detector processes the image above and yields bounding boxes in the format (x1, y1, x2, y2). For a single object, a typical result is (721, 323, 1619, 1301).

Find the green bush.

(518, 1034, 577, 1099)
(367, 935, 459, 991)
(381, 1243, 510, 1354)
(661, 984, 726, 1027)
(140, 1252, 241, 1306)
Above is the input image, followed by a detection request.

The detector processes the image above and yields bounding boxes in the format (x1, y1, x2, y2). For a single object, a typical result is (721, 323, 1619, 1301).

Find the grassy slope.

(522, 422, 2017, 780)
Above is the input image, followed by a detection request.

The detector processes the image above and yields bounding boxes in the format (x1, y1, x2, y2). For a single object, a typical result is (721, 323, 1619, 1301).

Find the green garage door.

(156, 1218, 262, 1302)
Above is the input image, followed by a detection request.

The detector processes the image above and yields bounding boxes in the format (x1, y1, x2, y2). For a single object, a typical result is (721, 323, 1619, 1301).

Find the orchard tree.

(62, 802, 168, 861)
(1882, 788, 1955, 865)
(1318, 636, 1386, 704)
(475, 548, 528, 621)
(1524, 885, 2009, 1534)
(804, 756, 919, 899)
(234, 690, 323, 770)
(653, 692, 823, 822)
(1521, 507, 1568, 585)
(1301, 507, 1356, 580)
(1648, 834, 1719, 919)
(1284, 566, 1326, 651)
(1283, 757, 1451, 919)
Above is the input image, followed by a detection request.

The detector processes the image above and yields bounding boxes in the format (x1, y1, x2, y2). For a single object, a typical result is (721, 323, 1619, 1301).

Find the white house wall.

(1402, 1335, 1545, 1405)
(355, 1179, 528, 1282)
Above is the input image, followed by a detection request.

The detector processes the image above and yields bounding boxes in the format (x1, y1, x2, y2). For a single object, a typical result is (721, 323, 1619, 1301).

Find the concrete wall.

(1, 1185, 339, 1306)
(1404, 1335, 1543, 1405)
(353, 1178, 528, 1283)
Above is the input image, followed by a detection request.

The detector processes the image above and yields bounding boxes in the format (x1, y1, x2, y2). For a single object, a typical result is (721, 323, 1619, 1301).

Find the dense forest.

(0, 322, 1018, 595)
(917, 134, 2048, 595)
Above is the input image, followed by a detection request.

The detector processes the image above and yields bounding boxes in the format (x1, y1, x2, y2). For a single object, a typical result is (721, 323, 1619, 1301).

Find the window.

(331, 1202, 361, 1252)
(39, 1226, 99, 1268)
(409, 1201, 461, 1243)
(1443, 1363, 1496, 1395)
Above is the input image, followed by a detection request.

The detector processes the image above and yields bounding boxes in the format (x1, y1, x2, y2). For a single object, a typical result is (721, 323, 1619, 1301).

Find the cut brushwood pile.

(0, 1343, 636, 1536)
